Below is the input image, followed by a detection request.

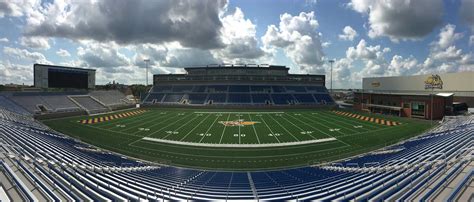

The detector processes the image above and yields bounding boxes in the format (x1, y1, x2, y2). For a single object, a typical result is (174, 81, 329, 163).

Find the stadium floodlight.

(144, 59, 150, 86)
(328, 60, 335, 94)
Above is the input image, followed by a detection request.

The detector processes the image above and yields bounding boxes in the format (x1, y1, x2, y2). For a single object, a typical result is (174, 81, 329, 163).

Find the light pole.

(144, 59, 150, 86)
(328, 60, 335, 94)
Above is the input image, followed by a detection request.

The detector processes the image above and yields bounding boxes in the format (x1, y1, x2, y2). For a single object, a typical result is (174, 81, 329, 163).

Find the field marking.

(305, 112, 360, 133)
(130, 112, 183, 135)
(219, 114, 232, 144)
(194, 112, 284, 114)
(319, 111, 381, 129)
(82, 123, 143, 137)
(278, 115, 318, 140)
(127, 112, 195, 146)
(198, 115, 220, 143)
(129, 141, 349, 158)
(142, 137, 337, 148)
(161, 113, 202, 139)
(258, 116, 281, 143)
(296, 114, 350, 138)
(247, 114, 261, 144)
(97, 110, 157, 128)
(267, 114, 300, 142)
(285, 113, 350, 146)
(124, 112, 178, 133)
(309, 112, 368, 132)
(179, 114, 212, 141)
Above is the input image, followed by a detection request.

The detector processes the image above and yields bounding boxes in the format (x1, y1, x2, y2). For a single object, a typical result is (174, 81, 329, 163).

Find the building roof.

(34, 63, 96, 71)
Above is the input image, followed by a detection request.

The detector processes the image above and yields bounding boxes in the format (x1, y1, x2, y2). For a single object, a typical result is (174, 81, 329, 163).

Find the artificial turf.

(42, 108, 433, 170)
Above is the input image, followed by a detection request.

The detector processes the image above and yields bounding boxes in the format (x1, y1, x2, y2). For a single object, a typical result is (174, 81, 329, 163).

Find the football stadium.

(1, 0, 473, 201)
(0, 63, 472, 201)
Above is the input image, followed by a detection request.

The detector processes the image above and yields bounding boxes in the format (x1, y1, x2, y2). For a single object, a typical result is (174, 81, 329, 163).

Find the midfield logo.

(219, 119, 259, 127)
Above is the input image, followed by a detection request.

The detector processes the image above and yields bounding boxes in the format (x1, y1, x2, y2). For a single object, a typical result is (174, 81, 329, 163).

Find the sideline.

(141, 137, 337, 148)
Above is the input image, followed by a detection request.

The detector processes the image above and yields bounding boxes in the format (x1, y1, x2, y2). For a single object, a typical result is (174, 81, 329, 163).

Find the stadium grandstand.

(0, 96, 472, 200)
(0, 63, 472, 201)
(143, 64, 334, 106)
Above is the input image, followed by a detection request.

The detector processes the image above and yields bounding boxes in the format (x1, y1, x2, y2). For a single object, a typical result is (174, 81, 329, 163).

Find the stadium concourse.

(0, 100, 472, 201)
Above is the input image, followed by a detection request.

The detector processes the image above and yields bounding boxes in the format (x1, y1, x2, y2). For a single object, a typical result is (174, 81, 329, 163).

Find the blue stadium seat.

(293, 94, 317, 104)
(251, 94, 272, 104)
(228, 94, 251, 104)
(285, 86, 307, 92)
(229, 85, 250, 92)
(172, 85, 194, 92)
(188, 94, 208, 104)
(163, 94, 184, 103)
(271, 94, 295, 105)
(207, 93, 227, 104)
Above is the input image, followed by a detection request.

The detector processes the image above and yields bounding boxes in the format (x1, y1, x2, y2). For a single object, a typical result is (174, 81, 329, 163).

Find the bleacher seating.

(0, 106, 472, 201)
(89, 90, 130, 106)
(207, 93, 227, 104)
(70, 96, 109, 114)
(143, 84, 334, 106)
(1, 90, 131, 115)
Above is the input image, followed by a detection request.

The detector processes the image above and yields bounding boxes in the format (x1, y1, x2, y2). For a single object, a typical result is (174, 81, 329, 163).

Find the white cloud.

(262, 11, 324, 73)
(0, 38, 8, 43)
(56, 49, 71, 57)
(76, 41, 130, 70)
(0, 1, 26, 18)
(469, 35, 474, 46)
(19, 36, 50, 50)
(387, 55, 418, 76)
(338, 26, 358, 41)
(436, 24, 463, 49)
(322, 41, 331, 48)
(346, 39, 387, 61)
(23, 0, 228, 49)
(214, 7, 265, 62)
(419, 24, 471, 74)
(349, 0, 443, 41)
(3, 46, 51, 64)
(0, 61, 33, 85)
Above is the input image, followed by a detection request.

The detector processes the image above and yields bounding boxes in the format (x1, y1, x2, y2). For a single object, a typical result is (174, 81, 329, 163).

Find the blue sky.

(0, 0, 473, 88)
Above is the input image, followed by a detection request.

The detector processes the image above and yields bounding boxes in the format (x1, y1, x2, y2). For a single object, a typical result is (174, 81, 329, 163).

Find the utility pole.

(328, 60, 335, 94)
(144, 59, 150, 86)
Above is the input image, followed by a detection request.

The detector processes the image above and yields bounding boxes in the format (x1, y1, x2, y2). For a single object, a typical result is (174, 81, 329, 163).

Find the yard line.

(296, 114, 350, 136)
(285, 113, 350, 146)
(309, 112, 370, 132)
(319, 111, 381, 129)
(306, 112, 360, 133)
(130, 112, 182, 135)
(247, 114, 260, 144)
(99, 110, 157, 128)
(219, 114, 232, 144)
(278, 115, 318, 140)
(124, 112, 178, 133)
(127, 112, 195, 146)
(145, 112, 194, 137)
(179, 114, 212, 141)
(194, 111, 284, 114)
(198, 115, 220, 143)
(267, 114, 300, 142)
(258, 116, 281, 143)
(161, 113, 202, 139)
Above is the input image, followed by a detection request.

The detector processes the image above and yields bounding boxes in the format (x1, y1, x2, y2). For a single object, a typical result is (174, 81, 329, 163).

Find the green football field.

(42, 108, 432, 170)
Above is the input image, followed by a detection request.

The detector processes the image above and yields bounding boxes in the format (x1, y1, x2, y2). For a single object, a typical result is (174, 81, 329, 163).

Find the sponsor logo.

(371, 81, 380, 87)
(424, 74, 443, 89)
(219, 119, 259, 126)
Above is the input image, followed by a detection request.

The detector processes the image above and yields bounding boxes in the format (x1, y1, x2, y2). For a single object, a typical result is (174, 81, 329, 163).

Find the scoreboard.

(34, 64, 95, 89)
